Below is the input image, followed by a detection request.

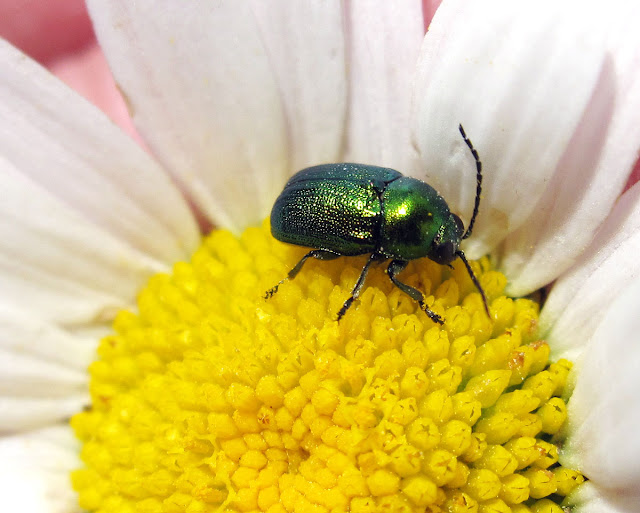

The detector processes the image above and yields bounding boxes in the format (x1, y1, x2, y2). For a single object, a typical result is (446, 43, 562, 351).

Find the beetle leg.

(336, 253, 383, 321)
(387, 259, 444, 325)
(265, 249, 341, 299)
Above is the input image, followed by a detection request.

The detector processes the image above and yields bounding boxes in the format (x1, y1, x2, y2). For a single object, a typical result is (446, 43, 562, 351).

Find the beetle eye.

(451, 214, 464, 236)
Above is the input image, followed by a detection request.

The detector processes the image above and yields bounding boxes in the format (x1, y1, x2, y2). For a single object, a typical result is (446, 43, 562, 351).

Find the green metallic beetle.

(266, 125, 489, 324)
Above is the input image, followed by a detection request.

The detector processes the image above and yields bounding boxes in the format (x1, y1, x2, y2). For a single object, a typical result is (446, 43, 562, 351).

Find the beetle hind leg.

(265, 249, 341, 300)
(387, 260, 444, 325)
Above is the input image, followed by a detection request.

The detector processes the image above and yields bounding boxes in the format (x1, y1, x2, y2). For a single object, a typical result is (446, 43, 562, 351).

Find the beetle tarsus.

(336, 298, 354, 321)
(265, 249, 342, 301)
(418, 300, 444, 325)
(264, 284, 280, 300)
(387, 259, 443, 324)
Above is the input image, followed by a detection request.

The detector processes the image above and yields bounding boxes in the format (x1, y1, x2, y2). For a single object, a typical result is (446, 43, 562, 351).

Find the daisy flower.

(1, 1, 639, 512)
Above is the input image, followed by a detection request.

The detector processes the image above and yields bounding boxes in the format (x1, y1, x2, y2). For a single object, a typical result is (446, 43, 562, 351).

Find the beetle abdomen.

(271, 164, 401, 256)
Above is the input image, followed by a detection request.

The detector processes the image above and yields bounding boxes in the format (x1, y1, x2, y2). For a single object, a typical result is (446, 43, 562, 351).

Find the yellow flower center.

(71, 220, 584, 513)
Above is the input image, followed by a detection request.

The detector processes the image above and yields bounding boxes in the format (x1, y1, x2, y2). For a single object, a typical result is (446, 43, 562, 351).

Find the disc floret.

(72, 220, 584, 513)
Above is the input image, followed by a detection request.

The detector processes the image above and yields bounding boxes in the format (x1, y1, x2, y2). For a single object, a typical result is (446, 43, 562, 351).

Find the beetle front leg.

(265, 249, 341, 299)
(387, 259, 444, 325)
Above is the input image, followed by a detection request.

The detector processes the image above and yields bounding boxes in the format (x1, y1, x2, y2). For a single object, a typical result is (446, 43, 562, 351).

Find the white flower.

(1, 0, 639, 511)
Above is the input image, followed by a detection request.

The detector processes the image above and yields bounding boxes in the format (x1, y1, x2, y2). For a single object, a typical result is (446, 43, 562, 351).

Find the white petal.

(0, 425, 80, 513)
(0, 349, 85, 396)
(413, 0, 604, 251)
(569, 482, 640, 513)
(342, 0, 425, 172)
(412, 0, 640, 295)
(250, 0, 346, 171)
(0, 306, 97, 431)
(560, 276, 640, 496)
(540, 182, 640, 357)
(1, 162, 154, 325)
(0, 306, 96, 371)
(89, 0, 345, 230)
(0, 309, 107, 433)
(0, 395, 87, 433)
(0, 40, 199, 266)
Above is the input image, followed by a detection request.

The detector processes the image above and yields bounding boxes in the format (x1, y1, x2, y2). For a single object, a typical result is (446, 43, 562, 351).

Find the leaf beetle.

(266, 125, 489, 324)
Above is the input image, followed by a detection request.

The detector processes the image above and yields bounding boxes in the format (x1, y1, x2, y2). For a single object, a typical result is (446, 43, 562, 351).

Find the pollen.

(71, 220, 584, 512)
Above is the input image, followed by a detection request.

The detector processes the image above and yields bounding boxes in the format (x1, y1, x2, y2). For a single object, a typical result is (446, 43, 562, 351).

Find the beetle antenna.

(456, 250, 490, 319)
(458, 124, 482, 240)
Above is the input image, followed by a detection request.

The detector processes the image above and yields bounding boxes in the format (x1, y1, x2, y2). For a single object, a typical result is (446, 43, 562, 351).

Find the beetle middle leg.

(387, 259, 444, 325)
(336, 253, 385, 321)
(265, 249, 341, 299)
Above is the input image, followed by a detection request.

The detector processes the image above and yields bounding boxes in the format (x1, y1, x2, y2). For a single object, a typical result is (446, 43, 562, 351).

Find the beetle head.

(430, 213, 464, 265)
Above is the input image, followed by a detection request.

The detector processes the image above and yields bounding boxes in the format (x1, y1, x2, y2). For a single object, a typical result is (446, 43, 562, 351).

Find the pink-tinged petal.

(560, 277, 640, 501)
(250, 0, 346, 171)
(499, 0, 640, 295)
(342, 0, 424, 172)
(0, 40, 199, 264)
(48, 42, 140, 140)
(540, 182, 640, 358)
(0, 0, 92, 64)
(89, 0, 347, 231)
(412, 0, 639, 295)
(0, 425, 80, 512)
(0, 40, 199, 325)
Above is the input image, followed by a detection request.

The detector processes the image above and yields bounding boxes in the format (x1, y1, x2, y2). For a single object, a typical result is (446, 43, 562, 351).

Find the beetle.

(265, 124, 489, 324)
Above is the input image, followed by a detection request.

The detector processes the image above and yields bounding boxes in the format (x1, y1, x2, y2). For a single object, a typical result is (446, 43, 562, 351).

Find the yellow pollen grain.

(71, 219, 584, 512)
